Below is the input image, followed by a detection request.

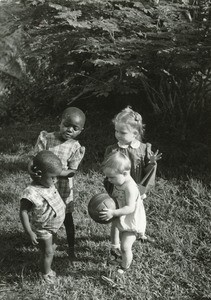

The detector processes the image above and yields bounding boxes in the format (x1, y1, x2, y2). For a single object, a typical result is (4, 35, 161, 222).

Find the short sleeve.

(67, 142, 83, 170)
(21, 186, 38, 205)
(104, 146, 111, 158)
(34, 131, 48, 154)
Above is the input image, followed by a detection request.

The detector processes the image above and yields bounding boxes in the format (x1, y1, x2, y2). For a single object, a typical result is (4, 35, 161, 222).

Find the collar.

(118, 139, 140, 149)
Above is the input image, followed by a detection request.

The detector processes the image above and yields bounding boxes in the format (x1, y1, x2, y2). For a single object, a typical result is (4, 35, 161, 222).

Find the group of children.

(19, 106, 161, 283)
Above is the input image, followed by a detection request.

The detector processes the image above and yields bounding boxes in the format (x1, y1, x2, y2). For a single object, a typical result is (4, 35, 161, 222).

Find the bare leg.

(110, 221, 121, 259)
(111, 221, 120, 246)
(120, 232, 136, 270)
(39, 235, 54, 275)
(64, 212, 76, 259)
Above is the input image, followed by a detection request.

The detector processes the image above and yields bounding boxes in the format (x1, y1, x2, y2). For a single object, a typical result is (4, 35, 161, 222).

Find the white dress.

(112, 185, 146, 235)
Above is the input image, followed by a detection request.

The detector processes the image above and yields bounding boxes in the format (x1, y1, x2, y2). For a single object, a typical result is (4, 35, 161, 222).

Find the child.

(32, 107, 86, 260)
(20, 150, 66, 283)
(104, 106, 162, 259)
(100, 151, 147, 274)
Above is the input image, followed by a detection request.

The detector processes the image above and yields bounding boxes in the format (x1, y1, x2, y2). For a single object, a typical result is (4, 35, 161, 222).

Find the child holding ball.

(20, 151, 65, 283)
(100, 151, 147, 274)
(104, 106, 162, 259)
(32, 107, 86, 260)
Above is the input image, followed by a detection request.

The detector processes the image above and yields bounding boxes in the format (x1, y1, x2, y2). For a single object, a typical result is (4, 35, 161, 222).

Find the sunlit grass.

(0, 120, 210, 300)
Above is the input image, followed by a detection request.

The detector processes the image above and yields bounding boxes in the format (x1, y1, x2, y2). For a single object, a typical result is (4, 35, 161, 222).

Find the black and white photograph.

(0, 0, 210, 299)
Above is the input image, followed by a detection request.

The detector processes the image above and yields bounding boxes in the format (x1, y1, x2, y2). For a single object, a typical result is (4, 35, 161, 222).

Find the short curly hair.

(112, 106, 145, 141)
(61, 107, 86, 127)
(32, 150, 62, 174)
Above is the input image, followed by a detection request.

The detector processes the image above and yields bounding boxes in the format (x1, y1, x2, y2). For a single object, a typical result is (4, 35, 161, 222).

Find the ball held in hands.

(88, 193, 116, 224)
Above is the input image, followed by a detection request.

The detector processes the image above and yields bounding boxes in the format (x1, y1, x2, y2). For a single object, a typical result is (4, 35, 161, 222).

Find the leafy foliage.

(0, 0, 210, 138)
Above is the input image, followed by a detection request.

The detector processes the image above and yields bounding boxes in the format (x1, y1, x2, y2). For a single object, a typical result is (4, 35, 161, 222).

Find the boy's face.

(32, 166, 62, 188)
(59, 113, 84, 140)
(40, 168, 61, 188)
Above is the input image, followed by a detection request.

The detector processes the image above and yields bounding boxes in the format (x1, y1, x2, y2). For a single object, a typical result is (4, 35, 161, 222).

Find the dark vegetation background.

(0, 0, 210, 193)
(0, 1, 211, 299)
(0, 0, 210, 174)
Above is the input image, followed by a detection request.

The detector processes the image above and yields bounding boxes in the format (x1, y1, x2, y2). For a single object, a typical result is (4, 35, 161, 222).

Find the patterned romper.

(112, 185, 146, 235)
(21, 183, 66, 240)
(35, 131, 83, 213)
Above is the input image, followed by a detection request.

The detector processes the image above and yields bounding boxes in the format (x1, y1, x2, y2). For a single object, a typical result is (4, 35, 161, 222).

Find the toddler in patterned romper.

(32, 107, 86, 260)
(20, 150, 65, 283)
(104, 106, 162, 260)
(100, 151, 148, 274)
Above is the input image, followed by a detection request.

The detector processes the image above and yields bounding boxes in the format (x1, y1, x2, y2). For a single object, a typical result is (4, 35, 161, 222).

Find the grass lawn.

(0, 113, 210, 300)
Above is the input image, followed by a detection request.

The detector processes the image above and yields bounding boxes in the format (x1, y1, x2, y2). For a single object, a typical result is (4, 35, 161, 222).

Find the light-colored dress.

(112, 185, 146, 235)
(21, 183, 66, 239)
(35, 131, 83, 213)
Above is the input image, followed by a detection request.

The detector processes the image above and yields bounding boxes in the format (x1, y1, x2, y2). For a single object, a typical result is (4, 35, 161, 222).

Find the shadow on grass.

(0, 232, 39, 282)
(56, 234, 109, 264)
(0, 231, 110, 284)
(0, 159, 28, 175)
(76, 234, 109, 243)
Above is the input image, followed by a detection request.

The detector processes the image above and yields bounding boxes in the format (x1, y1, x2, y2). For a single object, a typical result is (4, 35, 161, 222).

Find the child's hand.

(60, 169, 76, 178)
(68, 146, 86, 170)
(99, 209, 114, 222)
(29, 231, 38, 246)
(149, 150, 162, 164)
(67, 170, 76, 178)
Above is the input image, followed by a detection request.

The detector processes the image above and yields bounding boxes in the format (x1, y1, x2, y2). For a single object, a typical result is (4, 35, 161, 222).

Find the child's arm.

(113, 186, 136, 217)
(20, 199, 38, 245)
(59, 146, 85, 178)
(67, 146, 85, 172)
(60, 169, 76, 178)
(145, 149, 162, 173)
(34, 131, 47, 153)
(139, 149, 162, 192)
(100, 183, 137, 221)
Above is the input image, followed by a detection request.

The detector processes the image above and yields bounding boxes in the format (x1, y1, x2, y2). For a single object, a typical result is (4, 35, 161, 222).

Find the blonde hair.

(113, 106, 145, 140)
(101, 151, 131, 174)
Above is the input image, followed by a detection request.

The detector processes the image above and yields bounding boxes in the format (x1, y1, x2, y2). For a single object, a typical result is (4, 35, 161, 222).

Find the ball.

(88, 193, 116, 224)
